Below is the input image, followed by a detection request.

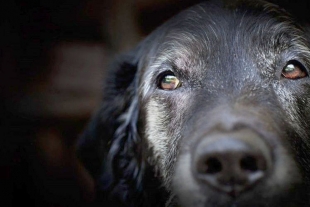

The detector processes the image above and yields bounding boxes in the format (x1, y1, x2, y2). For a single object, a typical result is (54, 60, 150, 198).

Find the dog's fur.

(78, 1, 310, 206)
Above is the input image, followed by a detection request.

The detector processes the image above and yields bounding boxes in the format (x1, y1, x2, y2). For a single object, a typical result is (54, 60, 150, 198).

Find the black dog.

(78, 0, 310, 206)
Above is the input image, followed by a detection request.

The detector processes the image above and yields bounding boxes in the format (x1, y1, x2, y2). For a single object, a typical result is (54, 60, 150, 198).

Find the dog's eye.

(159, 74, 181, 90)
(282, 60, 308, 80)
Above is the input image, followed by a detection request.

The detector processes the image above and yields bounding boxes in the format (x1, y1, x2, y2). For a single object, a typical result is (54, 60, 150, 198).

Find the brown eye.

(282, 60, 308, 80)
(159, 73, 181, 90)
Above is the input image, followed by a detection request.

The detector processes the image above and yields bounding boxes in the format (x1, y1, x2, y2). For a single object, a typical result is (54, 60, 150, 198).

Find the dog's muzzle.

(192, 126, 273, 197)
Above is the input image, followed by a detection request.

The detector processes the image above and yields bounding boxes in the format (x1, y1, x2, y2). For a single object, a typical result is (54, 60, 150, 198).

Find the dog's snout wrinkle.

(193, 129, 273, 197)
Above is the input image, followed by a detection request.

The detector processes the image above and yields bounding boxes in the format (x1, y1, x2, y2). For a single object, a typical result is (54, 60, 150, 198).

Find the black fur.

(78, 1, 310, 206)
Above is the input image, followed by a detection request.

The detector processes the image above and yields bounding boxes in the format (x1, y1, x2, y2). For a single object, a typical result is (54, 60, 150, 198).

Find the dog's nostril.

(193, 131, 272, 197)
(205, 157, 222, 174)
(240, 155, 258, 172)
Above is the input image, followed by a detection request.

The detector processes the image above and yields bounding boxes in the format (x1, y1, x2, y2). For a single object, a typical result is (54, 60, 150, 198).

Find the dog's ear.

(77, 49, 144, 205)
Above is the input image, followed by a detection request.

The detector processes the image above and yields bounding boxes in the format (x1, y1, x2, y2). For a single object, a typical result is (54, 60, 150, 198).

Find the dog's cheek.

(272, 83, 309, 139)
(272, 82, 310, 178)
(143, 93, 191, 186)
(145, 99, 171, 176)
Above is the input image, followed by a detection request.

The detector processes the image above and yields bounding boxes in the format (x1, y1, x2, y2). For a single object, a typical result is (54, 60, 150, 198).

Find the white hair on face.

(144, 99, 170, 176)
(139, 28, 206, 180)
(144, 92, 192, 187)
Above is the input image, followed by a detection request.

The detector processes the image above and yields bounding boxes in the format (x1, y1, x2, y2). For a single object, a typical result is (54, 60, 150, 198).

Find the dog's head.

(79, 1, 310, 206)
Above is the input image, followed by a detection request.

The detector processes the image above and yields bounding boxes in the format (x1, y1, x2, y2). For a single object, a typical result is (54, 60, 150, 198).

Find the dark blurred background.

(1, 0, 309, 206)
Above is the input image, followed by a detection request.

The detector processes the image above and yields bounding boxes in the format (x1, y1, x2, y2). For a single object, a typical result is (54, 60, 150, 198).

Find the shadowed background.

(1, 0, 309, 206)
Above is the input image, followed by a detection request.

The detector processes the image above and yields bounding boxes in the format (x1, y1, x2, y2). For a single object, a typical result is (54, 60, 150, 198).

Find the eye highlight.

(282, 60, 308, 80)
(158, 72, 181, 90)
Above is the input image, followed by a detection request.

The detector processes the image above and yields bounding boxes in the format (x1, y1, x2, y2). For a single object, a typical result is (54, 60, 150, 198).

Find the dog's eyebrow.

(149, 31, 211, 75)
(150, 51, 204, 79)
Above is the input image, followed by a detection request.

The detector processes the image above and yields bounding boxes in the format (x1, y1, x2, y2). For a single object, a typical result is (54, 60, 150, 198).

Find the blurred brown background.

(1, 0, 309, 206)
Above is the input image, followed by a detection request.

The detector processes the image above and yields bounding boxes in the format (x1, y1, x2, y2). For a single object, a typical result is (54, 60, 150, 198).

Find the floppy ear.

(77, 50, 144, 205)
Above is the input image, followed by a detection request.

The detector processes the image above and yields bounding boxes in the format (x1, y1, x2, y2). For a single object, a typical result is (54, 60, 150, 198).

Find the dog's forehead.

(144, 1, 306, 76)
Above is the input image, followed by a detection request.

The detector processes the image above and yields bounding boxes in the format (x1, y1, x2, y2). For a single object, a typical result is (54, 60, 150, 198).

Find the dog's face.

(78, 1, 310, 207)
(136, 1, 310, 207)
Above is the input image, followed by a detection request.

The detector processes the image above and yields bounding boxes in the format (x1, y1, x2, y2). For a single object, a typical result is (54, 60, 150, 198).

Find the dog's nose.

(193, 129, 272, 197)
